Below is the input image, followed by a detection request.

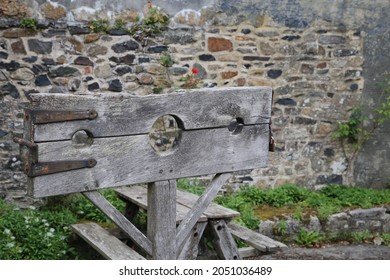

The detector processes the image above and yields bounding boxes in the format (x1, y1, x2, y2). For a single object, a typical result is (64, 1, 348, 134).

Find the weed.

(153, 86, 164, 94)
(380, 233, 390, 246)
(274, 219, 288, 236)
(351, 230, 371, 243)
(20, 17, 38, 30)
(0, 200, 78, 260)
(89, 19, 110, 33)
(332, 75, 390, 185)
(129, 6, 170, 40)
(294, 228, 322, 246)
(292, 205, 304, 222)
(113, 18, 127, 30)
(159, 51, 175, 68)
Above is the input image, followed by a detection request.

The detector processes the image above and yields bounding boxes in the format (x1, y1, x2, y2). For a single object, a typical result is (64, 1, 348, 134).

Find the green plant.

(159, 51, 175, 68)
(129, 6, 170, 40)
(0, 200, 78, 260)
(89, 19, 110, 33)
(180, 68, 202, 89)
(351, 230, 371, 243)
(274, 219, 288, 236)
(153, 86, 164, 94)
(113, 18, 127, 30)
(317, 204, 341, 220)
(332, 76, 390, 185)
(380, 233, 390, 246)
(292, 205, 304, 221)
(294, 228, 322, 246)
(20, 17, 38, 30)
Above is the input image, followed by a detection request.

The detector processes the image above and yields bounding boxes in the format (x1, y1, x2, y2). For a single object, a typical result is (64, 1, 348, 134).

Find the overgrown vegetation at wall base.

(179, 180, 390, 226)
(1, 183, 390, 259)
(0, 190, 124, 260)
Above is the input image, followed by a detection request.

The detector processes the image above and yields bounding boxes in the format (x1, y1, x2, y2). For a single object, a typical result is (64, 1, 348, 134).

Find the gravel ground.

(256, 244, 390, 260)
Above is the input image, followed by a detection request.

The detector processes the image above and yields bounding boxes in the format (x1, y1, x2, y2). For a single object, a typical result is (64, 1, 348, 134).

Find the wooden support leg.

(147, 180, 177, 260)
(209, 219, 241, 260)
(176, 173, 231, 251)
(177, 221, 207, 260)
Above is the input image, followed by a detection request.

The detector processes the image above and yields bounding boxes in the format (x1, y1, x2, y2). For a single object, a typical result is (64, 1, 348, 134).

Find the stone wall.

(258, 207, 390, 242)
(0, 0, 389, 206)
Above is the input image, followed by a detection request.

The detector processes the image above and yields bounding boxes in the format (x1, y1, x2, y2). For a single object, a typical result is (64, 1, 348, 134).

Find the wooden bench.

(14, 86, 278, 260)
(113, 185, 287, 259)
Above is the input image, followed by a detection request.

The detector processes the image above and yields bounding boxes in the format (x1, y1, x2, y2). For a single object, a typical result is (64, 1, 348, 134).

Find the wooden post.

(147, 180, 177, 259)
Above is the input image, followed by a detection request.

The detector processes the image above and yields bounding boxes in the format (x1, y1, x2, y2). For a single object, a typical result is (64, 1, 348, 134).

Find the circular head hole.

(149, 115, 183, 155)
(72, 130, 94, 147)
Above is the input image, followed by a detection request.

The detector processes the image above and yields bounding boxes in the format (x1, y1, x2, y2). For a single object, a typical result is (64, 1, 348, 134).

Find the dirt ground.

(256, 244, 390, 260)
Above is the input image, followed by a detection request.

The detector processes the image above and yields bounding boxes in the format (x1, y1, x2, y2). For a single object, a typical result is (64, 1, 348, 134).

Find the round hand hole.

(149, 115, 183, 155)
(228, 117, 244, 135)
(72, 130, 94, 147)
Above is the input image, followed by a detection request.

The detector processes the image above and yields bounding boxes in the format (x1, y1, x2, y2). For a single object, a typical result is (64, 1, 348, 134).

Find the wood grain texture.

(176, 173, 231, 250)
(177, 222, 207, 260)
(30, 87, 272, 142)
(228, 222, 287, 252)
(82, 190, 153, 256)
(115, 186, 207, 223)
(209, 219, 241, 260)
(176, 188, 240, 219)
(147, 180, 176, 260)
(71, 223, 145, 260)
(30, 125, 269, 197)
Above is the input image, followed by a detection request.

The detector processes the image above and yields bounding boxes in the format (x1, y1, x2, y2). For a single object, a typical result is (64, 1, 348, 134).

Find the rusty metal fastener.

(12, 135, 37, 149)
(30, 159, 97, 177)
(32, 109, 98, 124)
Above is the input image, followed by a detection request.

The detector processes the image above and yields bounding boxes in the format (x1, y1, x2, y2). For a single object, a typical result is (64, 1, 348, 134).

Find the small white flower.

(61, 250, 66, 255)
(46, 232, 53, 237)
(3, 229, 11, 235)
(41, 219, 47, 223)
(28, 206, 36, 210)
(10, 236, 15, 240)
(49, 228, 55, 233)
(44, 223, 49, 227)
(6, 242, 14, 248)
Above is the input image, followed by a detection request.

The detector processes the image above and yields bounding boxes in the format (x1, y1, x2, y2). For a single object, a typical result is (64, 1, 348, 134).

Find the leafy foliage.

(294, 228, 323, 246)
(129, 7, 170, 41)
(20, 17, 38, 30)
(0, 189, 125, 260)
(0, 200, 77, 260)
(89, 19, 110, 33)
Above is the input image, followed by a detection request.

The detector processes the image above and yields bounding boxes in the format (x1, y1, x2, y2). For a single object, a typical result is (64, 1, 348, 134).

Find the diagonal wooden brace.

(82, 190, 153, 256)
(175, 173, 231, 251)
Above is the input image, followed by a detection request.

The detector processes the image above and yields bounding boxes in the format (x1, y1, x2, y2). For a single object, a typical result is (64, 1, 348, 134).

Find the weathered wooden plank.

(115, 186, 207, 223)
(71, 223, 145, 260)
(30, 125, 269, 197)
(228, 222, 287, 252)
(176, 189, 240, 219)
(82, 190, 153, 256)
(147, 180, 176, 260)
(177, 222, 207, 260)
(30, 87, 272, 142)
(238, 247, 260, 258)
(176, 173, 231, 251)
(209, 219, 241, 260)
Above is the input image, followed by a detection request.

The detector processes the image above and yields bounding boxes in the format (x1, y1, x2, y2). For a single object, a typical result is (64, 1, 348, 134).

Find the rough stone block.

(348, 208, 386, 219)
(208, 37, 233, 52)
